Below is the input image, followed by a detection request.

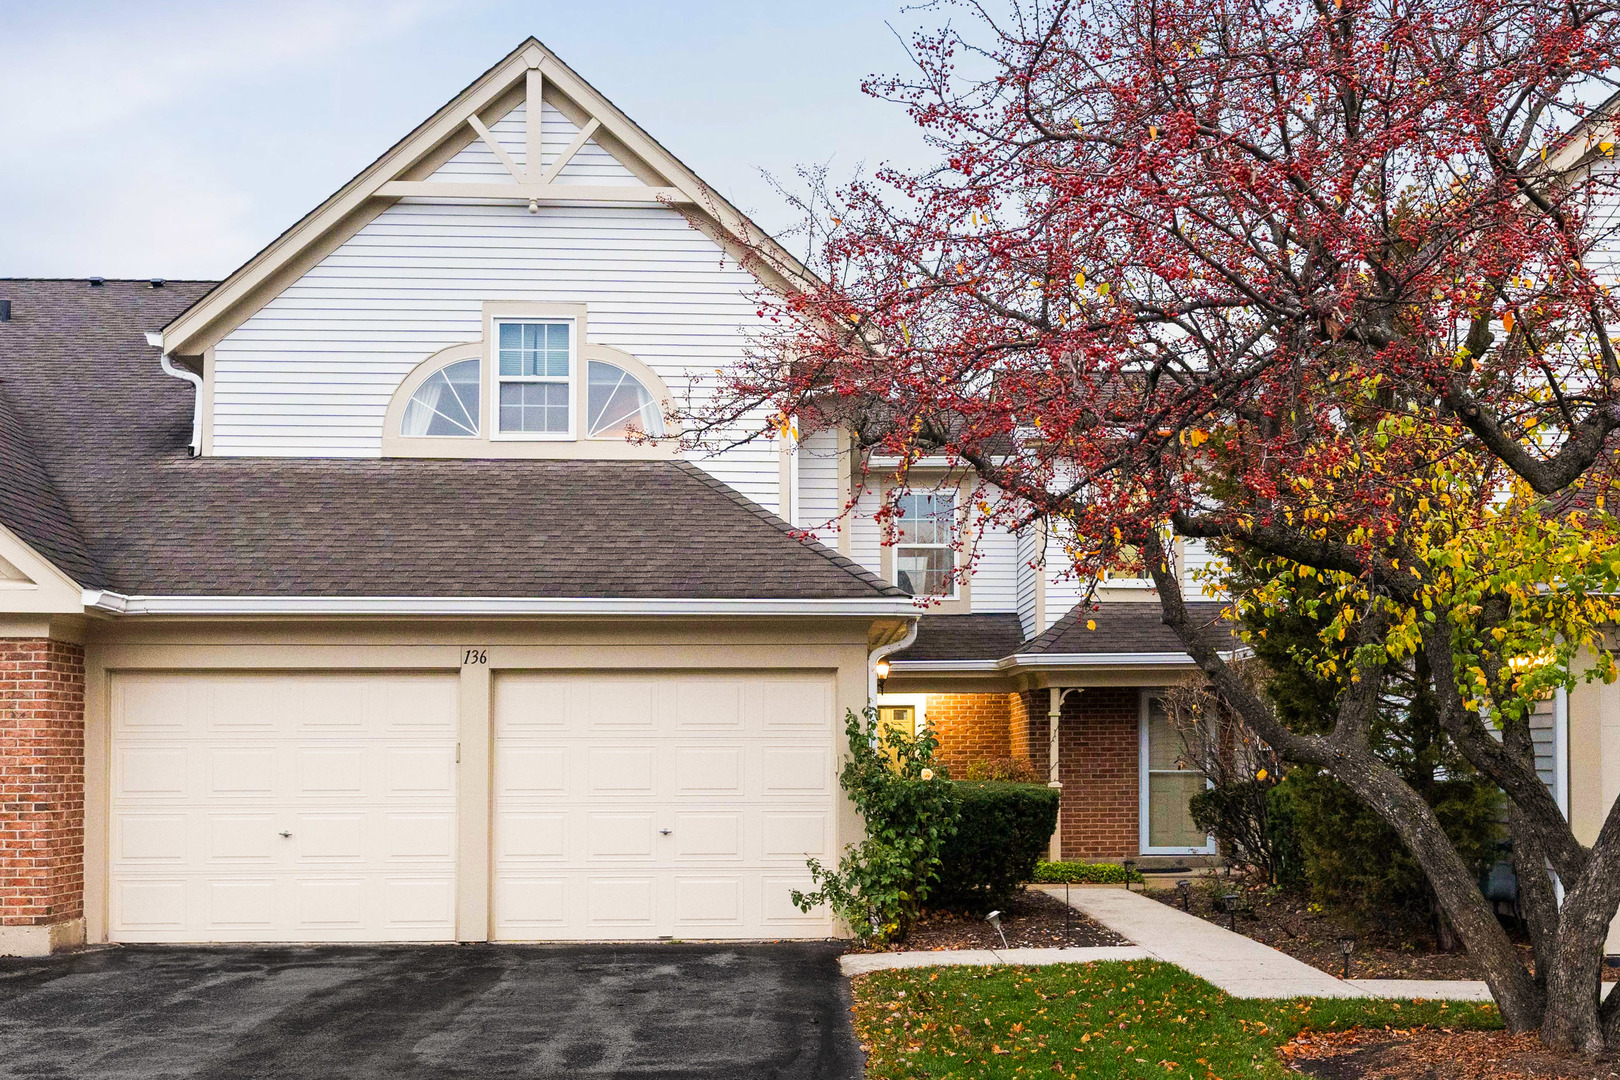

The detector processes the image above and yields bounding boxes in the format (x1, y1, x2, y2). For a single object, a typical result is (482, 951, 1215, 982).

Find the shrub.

(1279, 767, 1502, 928)
(1188, 778, 1304, 887)
(930, 782, 1060, 913)
(962, 756, 1042, 783)
(1030, 861, 1145, 885)
(791, 707, 958, 943)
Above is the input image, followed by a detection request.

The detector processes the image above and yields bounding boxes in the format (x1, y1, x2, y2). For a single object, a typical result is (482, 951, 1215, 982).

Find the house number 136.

(462, 649, 487, 665)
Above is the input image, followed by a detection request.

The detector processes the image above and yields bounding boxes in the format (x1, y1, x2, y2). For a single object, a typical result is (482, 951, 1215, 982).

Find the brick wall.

(924, 693, 1013, 776)
(0, 640, 85, 927)
(1054, 687, 1142, 859)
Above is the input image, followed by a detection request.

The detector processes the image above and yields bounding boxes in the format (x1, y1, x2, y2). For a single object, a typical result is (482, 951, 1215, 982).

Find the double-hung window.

(895, 490, 957, 597)
(497, 320, 574, 436)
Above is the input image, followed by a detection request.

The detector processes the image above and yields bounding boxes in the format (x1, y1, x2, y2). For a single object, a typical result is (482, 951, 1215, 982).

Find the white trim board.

(81, 591, 918, 618)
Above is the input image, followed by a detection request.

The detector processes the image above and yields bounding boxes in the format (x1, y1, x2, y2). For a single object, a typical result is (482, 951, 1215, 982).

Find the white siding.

(1179, 538, 1224, 600)
(972, 521, 1018, 612)
(796, 428, 842, 547)
(210, 187, 782, 505)
(1530, 695, 1557, 795)
(1016, 526, 1041, 638)
(848, 487, 884, 577)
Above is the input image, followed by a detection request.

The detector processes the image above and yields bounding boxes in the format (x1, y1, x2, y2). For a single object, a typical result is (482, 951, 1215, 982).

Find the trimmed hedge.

(930, 781, 1060, 914)
(1031, 860, 1145, 885)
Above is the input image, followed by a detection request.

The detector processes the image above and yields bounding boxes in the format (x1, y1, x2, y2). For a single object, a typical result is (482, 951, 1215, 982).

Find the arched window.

(586, 360, 664, 438)
(401, 358, 480, 437)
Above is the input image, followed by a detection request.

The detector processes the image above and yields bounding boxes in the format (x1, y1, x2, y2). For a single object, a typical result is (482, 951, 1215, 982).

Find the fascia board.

(81, 591, 918, 618)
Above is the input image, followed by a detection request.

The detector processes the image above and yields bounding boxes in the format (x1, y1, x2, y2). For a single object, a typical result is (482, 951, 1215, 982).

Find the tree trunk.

(1507, 806, 1556, 1010)
(1541, 881, 1613, 1053)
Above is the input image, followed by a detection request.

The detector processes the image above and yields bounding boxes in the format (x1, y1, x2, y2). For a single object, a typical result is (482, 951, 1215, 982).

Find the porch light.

(1222, 892, 1239, 931)
(1176, 879, 1191, 910)
(1339, 935, 1356, 980)
(875, 657, 891, 693)
(986, 909, 1009, 949)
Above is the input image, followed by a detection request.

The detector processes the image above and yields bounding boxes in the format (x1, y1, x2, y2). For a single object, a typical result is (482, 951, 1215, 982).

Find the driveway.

(0, 942, 862, 1079)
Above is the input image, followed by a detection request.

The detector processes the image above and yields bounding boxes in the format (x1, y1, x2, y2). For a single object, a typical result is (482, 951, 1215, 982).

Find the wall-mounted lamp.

(875, 657, 891, 693)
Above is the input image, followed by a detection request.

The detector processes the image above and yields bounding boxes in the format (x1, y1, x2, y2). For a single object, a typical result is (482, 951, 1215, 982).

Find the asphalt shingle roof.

(0, 279, 901, 600)
(894, 601, 1235, 663)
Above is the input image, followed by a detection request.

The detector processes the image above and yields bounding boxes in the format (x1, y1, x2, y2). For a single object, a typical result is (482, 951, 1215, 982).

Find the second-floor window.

(497, 320, 574, 436)
(895, 490, 956, 596)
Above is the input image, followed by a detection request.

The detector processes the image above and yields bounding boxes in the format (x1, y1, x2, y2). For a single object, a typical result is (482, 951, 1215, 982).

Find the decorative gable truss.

(157, 38, 811, 360)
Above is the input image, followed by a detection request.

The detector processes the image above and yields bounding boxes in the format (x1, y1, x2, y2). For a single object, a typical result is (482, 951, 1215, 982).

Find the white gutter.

(1555, 685, 1571, 906)
(81, 590, 919, 618)
(869, 617, 920, 704)
(887, 646, 1250, 674)
(147, 331, 201, 457)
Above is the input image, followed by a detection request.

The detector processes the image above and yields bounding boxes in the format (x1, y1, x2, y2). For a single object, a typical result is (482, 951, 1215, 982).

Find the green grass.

(850, 960, 1502, 1079)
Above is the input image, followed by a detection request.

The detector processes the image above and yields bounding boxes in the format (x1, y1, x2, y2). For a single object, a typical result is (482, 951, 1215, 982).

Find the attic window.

(402, 358, 480, 437)
(497, 320, 574, 436)
(586, 360, 664, 438)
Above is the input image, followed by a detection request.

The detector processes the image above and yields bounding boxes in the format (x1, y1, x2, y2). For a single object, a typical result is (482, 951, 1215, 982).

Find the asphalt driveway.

(0, 942, 862, 1079)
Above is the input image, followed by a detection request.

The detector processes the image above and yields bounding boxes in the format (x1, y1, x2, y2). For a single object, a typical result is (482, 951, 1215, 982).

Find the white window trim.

(1138, 689, 1217, 856)
(491, 314, 580, 442)
(894, 489, 961, 600)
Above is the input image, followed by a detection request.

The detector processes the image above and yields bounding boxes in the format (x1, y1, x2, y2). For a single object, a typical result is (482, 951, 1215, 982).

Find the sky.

(0, 0, 939, 280)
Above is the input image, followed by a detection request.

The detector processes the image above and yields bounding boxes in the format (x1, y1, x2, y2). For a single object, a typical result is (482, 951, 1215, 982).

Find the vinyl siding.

(972, 519, 1019, 612)
(796, 428, 843, 547)
(210, 118, 782, 506)
(1180, 538, 1224, 600)
(1016, 525, 1041, 638)
(1530, 695, 1557, 795)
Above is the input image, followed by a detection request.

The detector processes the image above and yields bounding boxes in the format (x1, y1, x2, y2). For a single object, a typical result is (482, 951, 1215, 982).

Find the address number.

(462, 649, 488, 665)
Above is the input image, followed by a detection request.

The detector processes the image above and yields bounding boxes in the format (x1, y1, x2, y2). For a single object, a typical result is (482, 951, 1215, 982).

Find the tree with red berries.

(686, 0, 1620, 1053)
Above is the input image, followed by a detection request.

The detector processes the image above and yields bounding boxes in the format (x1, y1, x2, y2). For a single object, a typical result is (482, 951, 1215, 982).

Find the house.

(0, 37, 1600, 957)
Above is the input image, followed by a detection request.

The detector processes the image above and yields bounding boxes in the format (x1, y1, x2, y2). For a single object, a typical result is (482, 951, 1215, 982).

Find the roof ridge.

(668, 460, 907, 599)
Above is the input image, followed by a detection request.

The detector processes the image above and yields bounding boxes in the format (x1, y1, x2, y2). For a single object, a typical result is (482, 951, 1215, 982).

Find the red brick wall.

(924, 693, 1013, 776)
(0, 640, 85, 926)
(1055, 687, 1142, 859)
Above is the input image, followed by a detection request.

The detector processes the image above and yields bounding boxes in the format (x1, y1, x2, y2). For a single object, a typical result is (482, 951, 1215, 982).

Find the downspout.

(147, 331, 201, 456)
(869, 617, 920, 705)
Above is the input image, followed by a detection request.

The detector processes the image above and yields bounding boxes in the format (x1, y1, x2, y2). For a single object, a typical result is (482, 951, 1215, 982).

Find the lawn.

(850, 960, 1502, 1079)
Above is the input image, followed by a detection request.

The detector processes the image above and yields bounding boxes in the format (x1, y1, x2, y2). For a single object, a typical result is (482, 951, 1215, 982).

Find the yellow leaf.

(1256, 768, 1268, 781)
(1096, 282, 1111, 297)
(1086, 620, 1097, 630)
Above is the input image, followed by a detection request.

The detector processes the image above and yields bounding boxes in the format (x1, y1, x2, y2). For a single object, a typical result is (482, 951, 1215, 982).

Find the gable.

(158, 38, 813, 360)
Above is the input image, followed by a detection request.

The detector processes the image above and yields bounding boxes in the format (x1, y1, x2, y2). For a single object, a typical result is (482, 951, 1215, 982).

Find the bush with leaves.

(962, 756, 1042, 783)
(791, 707, 958, 943)
(930, 781, 1059, 914)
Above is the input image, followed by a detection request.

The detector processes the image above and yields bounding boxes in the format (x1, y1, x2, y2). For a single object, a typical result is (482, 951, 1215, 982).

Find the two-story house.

(0, 38, 1591, 956)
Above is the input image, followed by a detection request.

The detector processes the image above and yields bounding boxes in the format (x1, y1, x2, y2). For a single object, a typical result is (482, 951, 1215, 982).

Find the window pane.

(401, 358, 480, 437)
(895, 491, 955, 545)
(1146, 700, 1187, 770)
(1148, 772, 1209, 848)
(896, 546, 953, 596)
(498, 321, 571, 377)
(499, 381, 570, 433)
(586, 360, 664, 438)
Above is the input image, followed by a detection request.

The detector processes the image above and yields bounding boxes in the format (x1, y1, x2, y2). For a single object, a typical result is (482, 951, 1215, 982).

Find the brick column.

(0, 639, 86, 955)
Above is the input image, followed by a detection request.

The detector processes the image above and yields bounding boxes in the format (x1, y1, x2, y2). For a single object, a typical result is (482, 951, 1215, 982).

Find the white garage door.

(109, 671, 459, 943)
(492, 670, 838, 940)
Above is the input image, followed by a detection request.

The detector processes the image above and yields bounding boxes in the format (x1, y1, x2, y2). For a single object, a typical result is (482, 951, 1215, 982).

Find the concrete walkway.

(840, 944, 1148, 977)
(1039, 885, 1366, 998)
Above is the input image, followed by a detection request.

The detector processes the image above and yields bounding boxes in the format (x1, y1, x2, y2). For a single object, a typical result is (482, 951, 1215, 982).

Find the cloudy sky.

(0, 0, 934, 280)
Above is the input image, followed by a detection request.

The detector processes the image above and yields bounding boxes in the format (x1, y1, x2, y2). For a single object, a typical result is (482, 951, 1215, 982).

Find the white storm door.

(108, 670, 459, 943)
(492, 670, 838, 940)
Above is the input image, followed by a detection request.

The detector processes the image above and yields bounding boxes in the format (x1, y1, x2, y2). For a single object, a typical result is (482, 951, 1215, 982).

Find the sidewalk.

(1040, 885, 1616, 1002)
(839, 944, 1148, 977)
(1038, 885, 1366, 998)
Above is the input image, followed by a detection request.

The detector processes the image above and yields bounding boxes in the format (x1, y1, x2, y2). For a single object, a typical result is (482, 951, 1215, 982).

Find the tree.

(683, 0, 1620, 1054)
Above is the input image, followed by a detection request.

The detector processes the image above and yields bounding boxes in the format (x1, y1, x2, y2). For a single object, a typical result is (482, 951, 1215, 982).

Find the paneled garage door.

(108, 671, 459, 943)
(492, 671, 837, 940)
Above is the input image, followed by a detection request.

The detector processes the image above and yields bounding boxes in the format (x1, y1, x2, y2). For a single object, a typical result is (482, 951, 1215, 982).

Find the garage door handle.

(279, 831, 292, 838)
(659, 829, 672, 836)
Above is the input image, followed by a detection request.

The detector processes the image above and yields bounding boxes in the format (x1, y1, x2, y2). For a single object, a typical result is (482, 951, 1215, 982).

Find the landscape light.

(986, 910, 1009, 950)
(1339, 935, 1356, 980)
(1176, 879, 1191, 911)
(1222, 892, 1239, 931)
